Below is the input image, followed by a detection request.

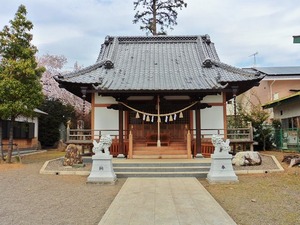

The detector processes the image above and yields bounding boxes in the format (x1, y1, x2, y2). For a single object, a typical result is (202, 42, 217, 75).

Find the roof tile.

(57, 35, 262, 92)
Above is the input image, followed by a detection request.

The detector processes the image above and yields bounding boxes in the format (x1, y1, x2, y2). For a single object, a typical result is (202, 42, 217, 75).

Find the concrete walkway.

(98, 177, 237, 225)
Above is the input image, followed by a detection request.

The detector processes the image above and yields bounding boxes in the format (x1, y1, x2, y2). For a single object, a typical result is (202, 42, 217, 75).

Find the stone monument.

(87, 135, 117, 184)
(63, 144, 83, 166)
(207, 135, 238, 184)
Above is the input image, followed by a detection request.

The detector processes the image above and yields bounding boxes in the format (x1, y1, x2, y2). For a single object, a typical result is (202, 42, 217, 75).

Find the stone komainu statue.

(211, 135, 231, 153)
(92, 135, 113, 156)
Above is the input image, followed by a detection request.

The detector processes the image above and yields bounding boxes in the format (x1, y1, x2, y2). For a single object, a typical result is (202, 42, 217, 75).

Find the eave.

(262, 92, 300, 109)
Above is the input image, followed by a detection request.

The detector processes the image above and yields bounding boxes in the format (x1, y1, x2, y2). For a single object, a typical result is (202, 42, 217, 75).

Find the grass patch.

(21, 150, 65, 164)
(199, 150, 300, 225)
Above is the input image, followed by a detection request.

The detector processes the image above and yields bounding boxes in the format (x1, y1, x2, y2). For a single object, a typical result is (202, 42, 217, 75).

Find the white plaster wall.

(94, 95, 117, 104)
(94, 108, 120, 136)
(193, 106, 224, 137)
(273, 101, 300, 119)
(201, 106, 224, 129)
(202, 93, 223, 103)
(94, 95, 120, 136)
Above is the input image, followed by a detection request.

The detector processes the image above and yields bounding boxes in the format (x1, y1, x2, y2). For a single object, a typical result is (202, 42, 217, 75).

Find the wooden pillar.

(195, 108, 202, 157)
(128, 131, 133, 159)
(187, 130, 192, 159)
(66, 120, 71, 143)
(117, 104, 125, 158)
(223, 92, 228, 139)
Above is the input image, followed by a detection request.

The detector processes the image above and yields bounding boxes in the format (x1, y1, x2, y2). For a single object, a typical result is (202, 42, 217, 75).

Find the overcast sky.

(1, 0, 300, 70)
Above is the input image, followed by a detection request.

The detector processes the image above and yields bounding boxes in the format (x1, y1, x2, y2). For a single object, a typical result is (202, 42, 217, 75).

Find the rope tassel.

(119, 101, 198, 118)
(179, 111, 184, 118)
(135, 112, 140, 119)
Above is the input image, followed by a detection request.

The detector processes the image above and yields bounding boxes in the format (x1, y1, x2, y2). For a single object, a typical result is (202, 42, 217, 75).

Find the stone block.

(87, 155, 116, 184)
(207, 153, 238, 184)
(232, 151, 262, 166)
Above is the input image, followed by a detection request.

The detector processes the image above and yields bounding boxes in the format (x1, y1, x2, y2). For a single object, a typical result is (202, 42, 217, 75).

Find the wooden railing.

(66, 129, 128, 156)
(66, 127, 253, 157)
(191, 127, 254, 157)
(66, 129, 122, 143)
(110, 138, 129, 157)
(191, 127, 253, 142)
(227, 127, 253, 142)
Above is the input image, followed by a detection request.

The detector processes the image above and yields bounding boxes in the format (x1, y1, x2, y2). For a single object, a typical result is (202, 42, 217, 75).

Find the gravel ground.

(0, 162, 125, 225)
(0, 151, 298, 225)
(44, 154, 279, 173)
(233, 153, 281, 172)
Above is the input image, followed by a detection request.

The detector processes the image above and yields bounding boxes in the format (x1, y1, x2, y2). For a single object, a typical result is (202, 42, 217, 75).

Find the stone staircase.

(112, 160, 211, 178)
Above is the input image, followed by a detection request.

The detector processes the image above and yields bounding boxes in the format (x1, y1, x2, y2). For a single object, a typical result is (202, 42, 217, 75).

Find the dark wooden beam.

(118, 103, 124, 157)
(195, 108, 201, 157)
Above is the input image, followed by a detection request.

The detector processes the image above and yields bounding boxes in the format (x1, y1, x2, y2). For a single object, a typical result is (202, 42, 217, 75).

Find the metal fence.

(273, 128, 300, 152)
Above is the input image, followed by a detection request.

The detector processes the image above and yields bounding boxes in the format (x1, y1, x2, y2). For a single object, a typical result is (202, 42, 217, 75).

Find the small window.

(273, 93, 279, 100)
(1, 121, 34, 139)
(281, 119, 288, 129)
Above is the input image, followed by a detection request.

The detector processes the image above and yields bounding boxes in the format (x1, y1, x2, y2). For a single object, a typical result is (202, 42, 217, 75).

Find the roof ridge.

(210, 59, 261, 78)
(115, 35, 204, 43)
(58, 60, 107, 79)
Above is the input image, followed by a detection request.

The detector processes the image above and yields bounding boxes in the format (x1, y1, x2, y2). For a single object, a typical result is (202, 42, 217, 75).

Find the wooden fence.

(66, 127, 254, 157)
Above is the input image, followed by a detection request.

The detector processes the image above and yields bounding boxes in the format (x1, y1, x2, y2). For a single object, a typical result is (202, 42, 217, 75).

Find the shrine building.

(55, 35, 263, 159)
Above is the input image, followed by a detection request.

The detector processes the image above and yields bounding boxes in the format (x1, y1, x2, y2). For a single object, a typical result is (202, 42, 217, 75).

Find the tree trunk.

(7, 118, 15, 163)
(0, 120, 3, 161)
(152, 0, 157, 35)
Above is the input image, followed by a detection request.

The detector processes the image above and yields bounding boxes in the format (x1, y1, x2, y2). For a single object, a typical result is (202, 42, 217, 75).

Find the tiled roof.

(262, 91, 300, 109)
(244, 67, 300, 81)
(248, 66, 300, 76)
(56, 35, 262, 92)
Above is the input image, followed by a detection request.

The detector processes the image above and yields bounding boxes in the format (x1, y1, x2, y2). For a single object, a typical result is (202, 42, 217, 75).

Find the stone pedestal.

(87, 154, 116, 184)
(207, 152, 238, 184)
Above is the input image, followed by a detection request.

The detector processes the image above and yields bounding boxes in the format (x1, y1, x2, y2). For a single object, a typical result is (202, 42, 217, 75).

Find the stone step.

(113, 166, 210, 173)
(115, 171, 209, 178)
(83, 158, 211, 178)
(113, 162, 211, 167)
(113, 160, 211, 177)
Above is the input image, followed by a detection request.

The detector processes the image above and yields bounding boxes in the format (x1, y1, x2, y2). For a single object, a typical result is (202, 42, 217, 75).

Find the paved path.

(99, 177, 236, 225)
